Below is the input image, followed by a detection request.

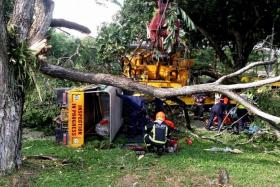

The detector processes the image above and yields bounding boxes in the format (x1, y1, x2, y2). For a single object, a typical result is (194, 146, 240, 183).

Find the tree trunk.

(0, 0, 24, 174)
(0, 0, 53, 174)
(0, 90, 24, 174)
(231, 30, 255, 70)
(10, 0, 54, 45)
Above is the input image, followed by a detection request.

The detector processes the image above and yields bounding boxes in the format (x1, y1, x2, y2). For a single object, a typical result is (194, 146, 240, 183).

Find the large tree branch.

(39, 58, 280, 126)
(216, 59, 276, 84)
(224, 76, 280, 90)
(39, 57, 157, 95)
(39, 59, 280, 96)
(39, 58, 226, 96)
(50, 19, 91, 34)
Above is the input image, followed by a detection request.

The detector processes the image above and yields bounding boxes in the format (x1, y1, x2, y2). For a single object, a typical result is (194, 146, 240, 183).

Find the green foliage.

(164, 4, 196, 53)
(47, 30, 97, 72)
(23, 89, 58, 130)
(248, 50, 269, 62)
(22, 74, 72, 129)
(257, 89, 280, 116)
(192, 47, 217, 65)
(93, 23, 125, 74)
(178, 0, 280, 68)
(22, 69, 80, 130)
(117, 0, 154, 43)
(7, 25, 38, 91)
(191, 47, 232, 75)
(92, 0, 154, 74)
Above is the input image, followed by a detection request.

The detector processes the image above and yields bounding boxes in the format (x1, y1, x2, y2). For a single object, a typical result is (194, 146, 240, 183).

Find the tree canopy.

(178, 0, 280, 69)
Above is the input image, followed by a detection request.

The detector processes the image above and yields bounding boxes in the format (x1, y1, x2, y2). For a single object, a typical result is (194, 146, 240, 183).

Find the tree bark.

(10, 0, 54, 45)
(0, 0, 24, 174)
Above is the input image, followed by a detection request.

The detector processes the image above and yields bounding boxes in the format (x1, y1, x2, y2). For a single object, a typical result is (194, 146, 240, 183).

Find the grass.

(1, 129, 280, 187)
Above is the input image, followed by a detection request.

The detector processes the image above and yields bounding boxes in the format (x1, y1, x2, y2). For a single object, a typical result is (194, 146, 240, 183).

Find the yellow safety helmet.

(156, 111, 166, 121)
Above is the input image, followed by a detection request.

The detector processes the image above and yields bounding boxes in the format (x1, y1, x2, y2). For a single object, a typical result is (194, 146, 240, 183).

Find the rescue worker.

(144, 112, 171, 150)
(206, 99, 227, 131)
(235, 92, 252, 133)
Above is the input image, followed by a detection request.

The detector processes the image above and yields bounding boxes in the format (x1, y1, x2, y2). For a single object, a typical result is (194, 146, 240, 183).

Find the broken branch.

(51, 19, 91, 34)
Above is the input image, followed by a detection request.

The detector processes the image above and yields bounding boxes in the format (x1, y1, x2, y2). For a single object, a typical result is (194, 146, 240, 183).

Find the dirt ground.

(191, 119, 207, 130)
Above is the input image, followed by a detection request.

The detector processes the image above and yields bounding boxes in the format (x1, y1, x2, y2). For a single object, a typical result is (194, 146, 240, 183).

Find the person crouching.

(206, 99, 227, 131)
(144, 112, 169, 150)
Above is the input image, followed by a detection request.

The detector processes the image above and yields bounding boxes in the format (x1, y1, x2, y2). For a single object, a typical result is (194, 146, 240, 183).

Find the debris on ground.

(22, 155, 71, 166)
(204, 147, 243, 154)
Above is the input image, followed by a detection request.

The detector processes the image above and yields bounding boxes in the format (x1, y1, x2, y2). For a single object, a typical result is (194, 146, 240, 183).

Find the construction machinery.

(122, 0, 214, 105)
(122, 50, 194, 88)
(123, 0, 191, 88)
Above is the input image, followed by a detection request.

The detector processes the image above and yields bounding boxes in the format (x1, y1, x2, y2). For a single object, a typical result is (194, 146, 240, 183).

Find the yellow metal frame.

(271, 81, 280, 87)
(122, 49, 205, 105)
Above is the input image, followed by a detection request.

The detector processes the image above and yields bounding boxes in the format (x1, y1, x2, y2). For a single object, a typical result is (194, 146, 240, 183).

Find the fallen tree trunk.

(39, 58, 280, 127)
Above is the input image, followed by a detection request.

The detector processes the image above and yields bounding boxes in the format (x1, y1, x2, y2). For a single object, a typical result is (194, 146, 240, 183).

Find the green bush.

(257, 89, 280, 116)
(22, 74, 77, 131)
(22, 87, 58, 130)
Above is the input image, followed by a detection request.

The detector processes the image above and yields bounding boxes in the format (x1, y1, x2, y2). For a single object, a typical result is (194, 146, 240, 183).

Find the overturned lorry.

(55, 85, 123, 148)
